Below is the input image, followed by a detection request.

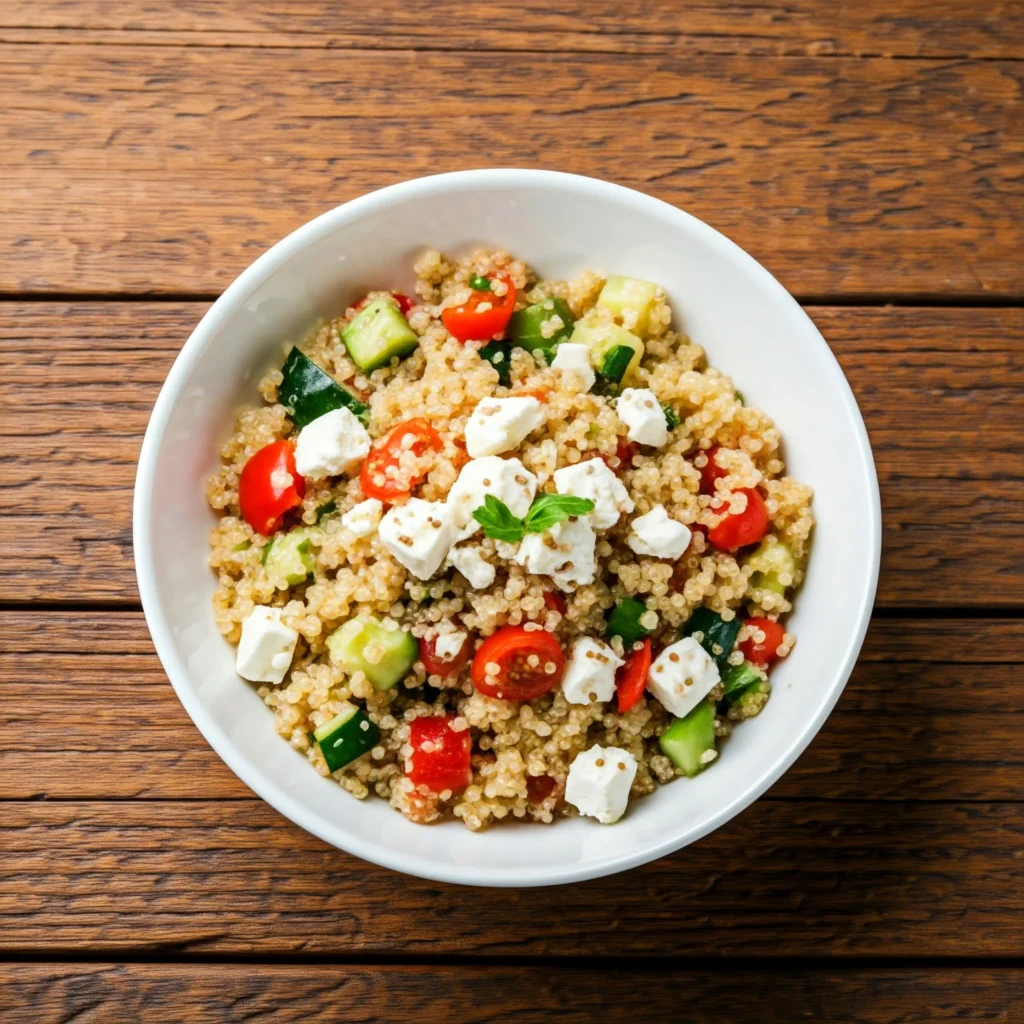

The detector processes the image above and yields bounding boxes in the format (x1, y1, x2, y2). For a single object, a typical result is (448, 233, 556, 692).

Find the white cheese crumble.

(433, 631, 467, 662)
(553, 458, 634, 529)
(378, 498, 456, 580)
(565, 745, 638, 824)
(464, 396, 546, 458)
(340, 497, 383, 538)
(446, 455, 538, 541)
(235, 606, 298, 685)
(616, 387, 668, 448)
(647, 636, 720, 718)
(627, 505, 692, 559)
(550, 342, 596, 391)
(448, 544, 496, 588)
(561, 637, 624, 705)
(294, 407, 372, 480)
(515, 515, 597, 592)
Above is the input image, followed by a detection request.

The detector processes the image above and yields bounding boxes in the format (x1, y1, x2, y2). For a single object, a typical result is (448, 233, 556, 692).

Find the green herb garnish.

(316, 499, 339, 523)
(662, 403, 680, 430)
(469, 275, 491, 292)
(472, 493, 595, 543)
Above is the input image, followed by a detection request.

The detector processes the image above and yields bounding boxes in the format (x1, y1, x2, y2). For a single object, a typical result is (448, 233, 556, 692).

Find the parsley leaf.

(471, 493, 597, 542)
(662, 403, 680, 430)
(316, 499, 339, 523)
(523, 493, 595, 534)
(472, 494, 527, 543)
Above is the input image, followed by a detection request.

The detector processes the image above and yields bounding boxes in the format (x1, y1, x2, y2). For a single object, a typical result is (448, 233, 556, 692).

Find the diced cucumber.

(680, 607, 741, 670)
(341, 297, 418, 372)
(722, 661, 763, 703)
(597, 276, 659, 336)
(508, 298, 575, 361)
(314, 702, 381, 773)
(263, 528, 314, 585)
(606, 597, 656, 647)
(479, 340, 512, 386)
(744, 538, 797, 595)
(280, 347, 369, 428)
(326, 614, 417, 691)
(599, 345, 635, 385)
(659, 701, 716, 777)
(569, 321, 645, 383)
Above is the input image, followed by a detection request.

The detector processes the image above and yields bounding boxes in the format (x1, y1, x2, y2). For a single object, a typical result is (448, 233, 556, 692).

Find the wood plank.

(1, 46, 1021, 297)
(1, 612, 1021, 801)
(2, 0, 1021, 58)
(3, 798, 1021, 957)
(2, 304, 1021, 606)
(3, 963, 1022, 1024)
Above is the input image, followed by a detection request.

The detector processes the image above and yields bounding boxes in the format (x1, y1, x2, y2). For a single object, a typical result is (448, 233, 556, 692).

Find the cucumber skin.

(341, 298, 418, 372)
(681, 608, 741, 671)
(606, 597, 655, 646)
(722, 661, 763, 702)
(508, 298, 575, 360)
(315, 705, 381, 773)
(479, 341, 512, 386)
(659, 701, 717, 777)
(279, 347, 369, 427)
(263, 528, 314, 585)
(327, 615, 418, 691)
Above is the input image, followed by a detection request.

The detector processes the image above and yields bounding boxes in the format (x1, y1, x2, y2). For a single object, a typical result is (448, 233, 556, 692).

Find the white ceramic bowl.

(134, 169, 880, 887)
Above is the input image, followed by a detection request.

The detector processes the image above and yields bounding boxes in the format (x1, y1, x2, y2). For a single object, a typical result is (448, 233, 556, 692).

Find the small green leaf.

(662, 403, 680, 430)
(316, 499, 339, 523)
(523, 493, 595, 534)
(472, 494, 527, 543)
(479, 341, 511, 387)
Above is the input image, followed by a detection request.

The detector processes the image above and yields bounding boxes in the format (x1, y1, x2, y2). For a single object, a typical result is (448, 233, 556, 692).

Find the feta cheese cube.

(627, 505, 692, 559)
(446, 455, 538, 541)
(433, 631, 467, 662)
(551, 342, 596, 391)
(465, 396, 546, 458)
(562, 637, 624, 705)
(565, 745, 638, 824)
(515, 514, 597, 592)
(235, 606, 298, 685)
(448, 544, 496, 589)
(553, 458, 634, 529)
(378, 498, 456, 580)
(340, 497, 383, 537)
(647, 636, 720, 718)
(294, 407, 371, 480)
(616, 388, 668, 448)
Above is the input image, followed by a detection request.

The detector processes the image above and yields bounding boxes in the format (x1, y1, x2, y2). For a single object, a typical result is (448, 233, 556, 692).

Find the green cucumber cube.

(569, 321, 644, 382)
(326, 614, 418, 690)
(743, 538, 797, 595)
(341, 298, 418, 372)
(508, 297, 575, 360)
(659, 701, 717, 777)
(596, 276, 659, 336)
(722, 661, 764, 703)
(606, 597, 655, 646)
(314, 702, 381, 772)
(279, 346, 369, 427)
(680, 608, 741, 671)
(263, 528, 314, 586)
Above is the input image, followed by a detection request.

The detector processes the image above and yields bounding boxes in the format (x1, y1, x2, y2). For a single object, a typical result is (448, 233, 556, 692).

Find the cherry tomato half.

(699, 445, 729, 495)
(615, 638, 652, 714)
(419, 634, 471, 678)
(360, 418, 443, 502)
(406, 716, 472, 793)
(239, 440, 305, 536)
(707, 487, 770, 552)
(471, 625, 565, 701)
(441, 274, 517, 342)
(739, 617, 786, 668)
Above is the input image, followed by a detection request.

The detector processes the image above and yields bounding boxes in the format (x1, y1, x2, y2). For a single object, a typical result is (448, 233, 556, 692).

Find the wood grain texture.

(4, 798, 1021, 957)
(2, 612, 1022, 801)
(3, 963, 1022, 1024)
(2, 304, 1021, 605)
(2, 1, 1022, 58)
(1, 45, 1021, 296)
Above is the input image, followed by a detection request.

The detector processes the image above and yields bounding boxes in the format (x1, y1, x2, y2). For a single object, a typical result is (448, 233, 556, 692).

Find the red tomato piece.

(739, 617, 787, 668)
(419, 634, 471, 678)
(471, 625, 565, 701)
(543, 591, 568, 616)
(601, 437, 637, 474)
(526, 774, 558, 805)
(699, 445, 729, 495)
(615, 638, 652, 713)
(707, 487, 770, 552)
(360, 418, 443, 502)
(238, 440, 305, 536)
(406, 716, 472, 793)
(441, 274, 517, 342)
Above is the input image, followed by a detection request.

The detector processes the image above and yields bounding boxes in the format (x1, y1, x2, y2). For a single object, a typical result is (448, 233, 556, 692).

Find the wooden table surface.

(2, 3, 1022, 1020)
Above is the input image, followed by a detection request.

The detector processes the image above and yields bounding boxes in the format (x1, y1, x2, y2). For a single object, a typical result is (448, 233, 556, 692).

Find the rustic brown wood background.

(1, 2, 1022, 1021)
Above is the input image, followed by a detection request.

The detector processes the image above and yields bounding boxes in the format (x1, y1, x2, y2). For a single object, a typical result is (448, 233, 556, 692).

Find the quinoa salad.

(206, 249, 813, 830)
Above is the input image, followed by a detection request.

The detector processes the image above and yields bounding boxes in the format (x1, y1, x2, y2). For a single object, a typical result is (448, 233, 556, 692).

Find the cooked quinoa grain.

(208, 248, 813, 829)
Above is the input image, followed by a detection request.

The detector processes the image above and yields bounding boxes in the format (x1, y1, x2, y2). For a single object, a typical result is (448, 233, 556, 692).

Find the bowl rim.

(133, 168, 882, 887)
